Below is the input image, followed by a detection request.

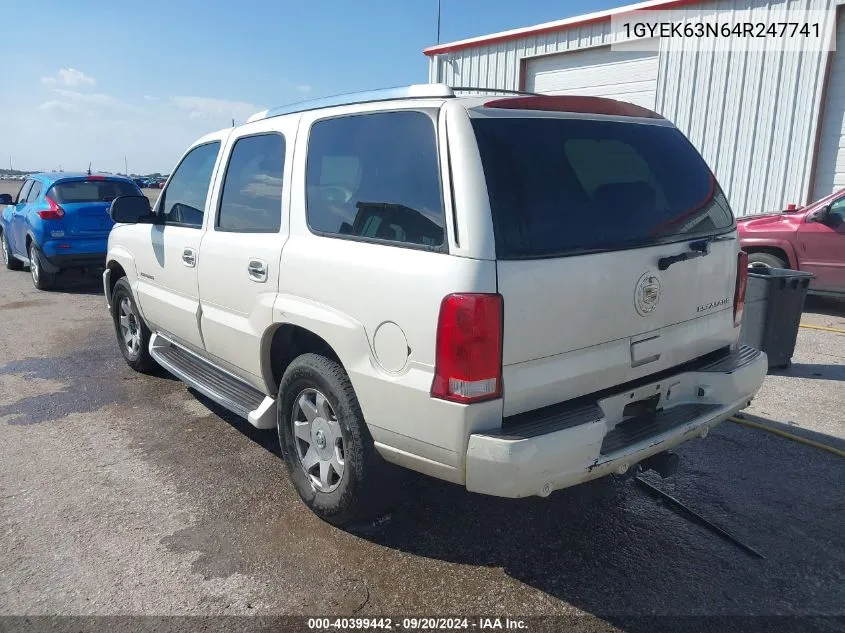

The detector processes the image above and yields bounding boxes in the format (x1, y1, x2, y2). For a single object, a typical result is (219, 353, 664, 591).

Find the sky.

(0, 0, 621, 175)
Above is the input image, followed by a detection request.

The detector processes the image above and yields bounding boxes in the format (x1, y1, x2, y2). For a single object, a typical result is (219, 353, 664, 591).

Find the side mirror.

(110, 195, 155, 224)
(0, 193, 13, 205)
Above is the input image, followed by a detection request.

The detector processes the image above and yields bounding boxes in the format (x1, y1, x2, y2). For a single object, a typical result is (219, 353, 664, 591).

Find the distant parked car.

(737, 189, 845, 295)
(0, 172, 142, 289)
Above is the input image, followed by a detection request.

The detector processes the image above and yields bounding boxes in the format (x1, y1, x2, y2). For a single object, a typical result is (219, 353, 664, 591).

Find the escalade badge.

(635, 272, 662, 316)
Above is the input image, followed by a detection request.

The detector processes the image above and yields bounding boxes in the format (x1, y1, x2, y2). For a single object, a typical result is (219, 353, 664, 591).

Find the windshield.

(48, 180, 140, 204)
(471, 116, 735, 259)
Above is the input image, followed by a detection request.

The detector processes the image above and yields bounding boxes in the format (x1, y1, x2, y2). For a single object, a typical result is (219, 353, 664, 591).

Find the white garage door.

(813, 13, 845, 199)
(525, 42, 659, 110)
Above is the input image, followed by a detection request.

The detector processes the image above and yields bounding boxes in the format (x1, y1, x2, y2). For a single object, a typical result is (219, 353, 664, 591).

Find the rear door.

(198, 122, 294, 383)
(9, 179, 33, 254)
(132, 139, 224, 351)
(797, 196, 845, 292)
(470, 111, 739, 416)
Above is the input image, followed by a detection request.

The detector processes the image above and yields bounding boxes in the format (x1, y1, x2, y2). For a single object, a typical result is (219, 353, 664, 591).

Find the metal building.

(425, 0, 845, 216)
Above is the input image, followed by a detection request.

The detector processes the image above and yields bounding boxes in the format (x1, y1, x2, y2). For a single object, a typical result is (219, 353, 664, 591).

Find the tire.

(277, 353, 387, 526)
(1, 230, 23, 271)
(747, 251, 788, 270)
(28, 243, 57, 290)
(111, 277, 156, 373)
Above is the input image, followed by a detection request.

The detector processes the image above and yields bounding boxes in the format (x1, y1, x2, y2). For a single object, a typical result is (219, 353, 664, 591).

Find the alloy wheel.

(118, 297, 142, 356)
(29, 247, 39, 284)
(291, 388, 346, 492)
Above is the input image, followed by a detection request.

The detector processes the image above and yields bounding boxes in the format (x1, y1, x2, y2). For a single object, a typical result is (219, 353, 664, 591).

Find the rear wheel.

(28, 243, 56, 290)
(747, 251, 787, 270)
(1, 230, 23, 271)
(277, 353, 388, 526)
(111, 277, 155, 372)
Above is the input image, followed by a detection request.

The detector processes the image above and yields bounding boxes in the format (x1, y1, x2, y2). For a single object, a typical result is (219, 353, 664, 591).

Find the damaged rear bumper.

(465, 345, 767, 498)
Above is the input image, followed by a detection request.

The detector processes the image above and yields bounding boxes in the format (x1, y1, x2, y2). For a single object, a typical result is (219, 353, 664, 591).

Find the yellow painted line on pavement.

(729, 416, 845, 458)
(799, 323, 845, 335)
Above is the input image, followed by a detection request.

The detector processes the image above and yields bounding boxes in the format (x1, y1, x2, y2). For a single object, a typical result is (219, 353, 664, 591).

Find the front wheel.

(1, 230, 23, 271)
(111, 277, 155, 372)
(277, 353, 388, 526)
(28, 243, 56, 290)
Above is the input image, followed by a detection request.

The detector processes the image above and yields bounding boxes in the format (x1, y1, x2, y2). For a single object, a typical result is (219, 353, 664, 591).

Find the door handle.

(182, 247, 196, 267)
(247, 259, 267, 282)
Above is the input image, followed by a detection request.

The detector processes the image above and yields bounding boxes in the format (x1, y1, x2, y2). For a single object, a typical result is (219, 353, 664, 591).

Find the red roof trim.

(423, 0, 708, 57)
(483, 95, 664, 119)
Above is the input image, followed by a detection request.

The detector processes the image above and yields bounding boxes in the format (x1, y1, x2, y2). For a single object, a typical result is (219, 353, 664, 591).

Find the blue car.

(0, 172, 142, 289)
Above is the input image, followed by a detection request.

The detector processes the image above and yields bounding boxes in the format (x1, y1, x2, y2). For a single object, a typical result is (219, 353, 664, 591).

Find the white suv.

(105, 84, 767, 525)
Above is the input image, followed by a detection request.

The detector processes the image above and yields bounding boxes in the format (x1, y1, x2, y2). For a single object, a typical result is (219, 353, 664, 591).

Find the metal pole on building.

(437, 0, 441, 44)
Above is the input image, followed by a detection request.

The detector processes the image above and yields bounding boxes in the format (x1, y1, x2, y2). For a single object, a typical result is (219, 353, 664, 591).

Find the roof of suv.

(245, 83, 666, 125)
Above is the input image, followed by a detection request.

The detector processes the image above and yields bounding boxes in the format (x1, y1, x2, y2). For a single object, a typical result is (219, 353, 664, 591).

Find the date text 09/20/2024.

(307, 617, 528, 630)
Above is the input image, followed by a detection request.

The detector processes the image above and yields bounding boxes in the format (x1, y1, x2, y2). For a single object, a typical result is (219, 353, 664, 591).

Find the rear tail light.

(431, 293, 503, 404)
(87, 175, 105, 181)
(37, 196, 65, 220)
(734, 251, 749, 327)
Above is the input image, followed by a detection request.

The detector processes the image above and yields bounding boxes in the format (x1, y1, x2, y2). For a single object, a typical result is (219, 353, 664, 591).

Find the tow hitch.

(641, 450, 680, 478)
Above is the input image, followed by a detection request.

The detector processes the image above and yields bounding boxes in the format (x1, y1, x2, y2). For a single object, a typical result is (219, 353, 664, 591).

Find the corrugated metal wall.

(428, 20, 617, 90)
(428, 0, 839, 216)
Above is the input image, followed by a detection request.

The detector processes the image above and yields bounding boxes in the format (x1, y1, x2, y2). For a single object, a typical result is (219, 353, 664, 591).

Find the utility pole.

(124, 156, 128, 176)
(437, 0, 442, 44)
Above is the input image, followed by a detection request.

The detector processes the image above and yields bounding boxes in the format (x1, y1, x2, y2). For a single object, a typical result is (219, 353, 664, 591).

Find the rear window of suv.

(48, 180, 140, 203)
(471, 116, 735, 259)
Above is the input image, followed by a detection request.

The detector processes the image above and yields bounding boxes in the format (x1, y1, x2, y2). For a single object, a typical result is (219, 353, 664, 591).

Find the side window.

(828, 198, 845, 223)
(16, 180, 33, 204)
(26, 182, 42, 203)
(217, 133, 285, 233)
(159, 141, 221, 228)
(305, 111, 445, 249)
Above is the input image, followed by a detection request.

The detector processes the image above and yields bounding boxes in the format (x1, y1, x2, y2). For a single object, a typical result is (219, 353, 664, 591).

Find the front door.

(197, 123, 293, 383)
(133, 140, 224, 351)
(798, 196, 845, 293)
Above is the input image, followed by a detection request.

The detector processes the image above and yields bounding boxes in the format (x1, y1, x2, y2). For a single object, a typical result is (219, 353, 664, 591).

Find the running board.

(149, 333, 276, 429)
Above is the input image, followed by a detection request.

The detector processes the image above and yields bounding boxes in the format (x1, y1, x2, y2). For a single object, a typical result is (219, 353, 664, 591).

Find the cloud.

(52, 89, 118, 106)
(40, 68, 96, 88)
(170, 96, 260, 123)
(37, 100, 76, 113)
(296, 84, 313, 93)
(36, 89, 120, 115)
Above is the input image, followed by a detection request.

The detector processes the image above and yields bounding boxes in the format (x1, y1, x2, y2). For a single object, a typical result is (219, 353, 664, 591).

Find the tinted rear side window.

(306, 111, 445, 249)
(49, 180, 140, 203)
(217, 133, 285, 233)
(471, 117, 734, 259)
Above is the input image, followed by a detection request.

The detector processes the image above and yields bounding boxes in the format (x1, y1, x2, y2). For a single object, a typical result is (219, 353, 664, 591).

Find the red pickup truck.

(737, 189, 845, 295)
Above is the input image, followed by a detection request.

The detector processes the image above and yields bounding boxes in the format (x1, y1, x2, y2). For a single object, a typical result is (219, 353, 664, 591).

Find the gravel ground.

(0, 245, 842, 631)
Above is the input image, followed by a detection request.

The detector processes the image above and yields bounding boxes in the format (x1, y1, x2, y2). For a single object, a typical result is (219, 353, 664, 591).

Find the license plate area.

(621, 393, 661, 420)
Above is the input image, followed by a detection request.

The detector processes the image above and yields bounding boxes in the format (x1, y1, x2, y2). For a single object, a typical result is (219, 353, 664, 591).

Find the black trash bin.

(739, 267, 814, 369)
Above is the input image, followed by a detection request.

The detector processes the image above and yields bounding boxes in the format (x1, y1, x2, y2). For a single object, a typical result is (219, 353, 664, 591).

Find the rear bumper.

(465, 345, 768, 498)
(41, 237, 107, 270)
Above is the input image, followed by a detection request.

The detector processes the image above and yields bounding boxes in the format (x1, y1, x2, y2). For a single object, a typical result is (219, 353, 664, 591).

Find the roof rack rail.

(450, 87, 540, 96)
(247, 83, 456, 123)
